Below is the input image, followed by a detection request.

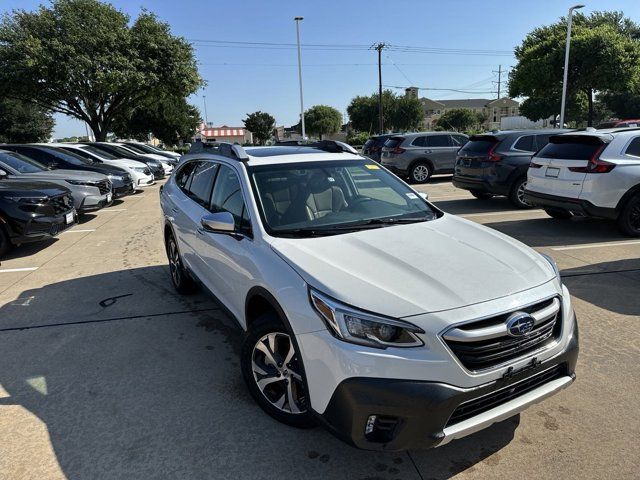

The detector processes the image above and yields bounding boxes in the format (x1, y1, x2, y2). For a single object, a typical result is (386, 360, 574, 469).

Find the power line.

(383, 84, 495, 94)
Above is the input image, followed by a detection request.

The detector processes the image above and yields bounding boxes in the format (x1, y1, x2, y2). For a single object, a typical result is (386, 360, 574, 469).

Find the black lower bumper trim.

(453, 176, 509, 195)
(315, 321, 578, 451)
(524, 190, 617, 219)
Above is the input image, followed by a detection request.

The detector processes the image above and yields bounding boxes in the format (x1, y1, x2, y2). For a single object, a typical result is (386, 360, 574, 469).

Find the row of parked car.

(0, 142, 181, 256)
(364, 126, 640, 236)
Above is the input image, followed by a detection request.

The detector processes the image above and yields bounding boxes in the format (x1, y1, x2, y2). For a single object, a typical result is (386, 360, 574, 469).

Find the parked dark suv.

(0, 170, 77, 257)
(362, 134, 399, 162)
(453, 129, 571, 208)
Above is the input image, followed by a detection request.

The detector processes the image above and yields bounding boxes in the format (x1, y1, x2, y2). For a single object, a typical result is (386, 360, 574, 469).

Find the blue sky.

(2, 0, 639, 138)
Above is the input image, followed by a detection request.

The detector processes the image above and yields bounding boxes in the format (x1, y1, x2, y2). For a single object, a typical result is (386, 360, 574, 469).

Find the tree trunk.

(587, 88, 594, 127)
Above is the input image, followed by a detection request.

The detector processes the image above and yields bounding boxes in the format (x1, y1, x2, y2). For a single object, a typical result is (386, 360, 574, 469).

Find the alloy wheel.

(629, 203, 640, 232)
(251, 332, 307, 414)
(168, 239, 181, 286)
(517, 180, 530, 206)
(412, 164, 430, 182)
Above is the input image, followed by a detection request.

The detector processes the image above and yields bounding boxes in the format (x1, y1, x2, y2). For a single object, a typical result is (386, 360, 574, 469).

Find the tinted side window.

(187, 162, 218, 207)
(513, 135, 535, 152)
(535, 135, 552, 150)
(411, 136, 427, 147)
(426, 135, 450, 147)
(211, 165, 250, 231)
(175, 161, 197, 190)
(451, 135, 468, 146)
(625, 137, 640, 157)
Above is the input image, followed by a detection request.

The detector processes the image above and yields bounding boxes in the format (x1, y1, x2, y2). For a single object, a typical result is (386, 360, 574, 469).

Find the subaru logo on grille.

(506, 312, 535, 337)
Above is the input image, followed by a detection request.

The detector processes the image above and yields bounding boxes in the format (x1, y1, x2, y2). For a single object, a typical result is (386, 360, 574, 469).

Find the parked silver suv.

(381, 132, 469, 183)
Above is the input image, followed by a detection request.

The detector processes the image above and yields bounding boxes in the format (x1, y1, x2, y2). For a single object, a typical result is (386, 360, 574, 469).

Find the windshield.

(128, 143, 157, 154)
(43, 147, 92, 166)
(248, 159, 438, 237)
(78, 144, 118, 160)
(123, 143, 147, 154)
(0, 151, 46, 173)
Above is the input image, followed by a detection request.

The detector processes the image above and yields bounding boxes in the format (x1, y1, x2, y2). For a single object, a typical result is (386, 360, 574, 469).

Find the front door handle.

(424, 150, 432, 154)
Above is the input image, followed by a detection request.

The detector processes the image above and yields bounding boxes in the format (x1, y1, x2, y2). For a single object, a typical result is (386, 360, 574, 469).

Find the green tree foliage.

(0, 98, 54, 142)
(509, 11, 640, 126)
(598, 91, 640, 120)
(346, 131, 370, 146)
(112, 96, 200, 146)
(436, 109, 481, 132)
(347, 90, 423, 133)
(0, 0, 202, 140)
(243, 111, 276, 145)
(304, 105, 342, 140)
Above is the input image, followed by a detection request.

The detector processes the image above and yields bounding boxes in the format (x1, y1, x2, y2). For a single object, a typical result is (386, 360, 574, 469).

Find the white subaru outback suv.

(160, 141, 578, 451)
(525, 128, 640, 236)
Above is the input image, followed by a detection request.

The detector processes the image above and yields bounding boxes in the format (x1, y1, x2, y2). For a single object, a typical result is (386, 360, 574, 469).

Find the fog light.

(365, 415, 377, 435)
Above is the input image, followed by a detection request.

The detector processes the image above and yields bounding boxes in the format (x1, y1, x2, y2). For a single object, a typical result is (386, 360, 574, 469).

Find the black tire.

(544, 208, 572, 220)
(165, 234, 196, 294)
(0, 225, 11, 259)
(470, 190, 493, 200)
(241, 312, 315, 428)
(409, 162, 433, 184)
(617, 194, 640, 237)
(508, 177, 533, 209)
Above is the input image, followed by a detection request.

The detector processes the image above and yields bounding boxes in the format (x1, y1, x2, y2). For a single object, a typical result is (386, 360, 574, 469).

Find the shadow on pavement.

(561, 259, 640, 316)
(0, 266, 518, 479)
(484, 216, 625, 247)
(0, 237, 58, 262)
(433, 197, 525, 215)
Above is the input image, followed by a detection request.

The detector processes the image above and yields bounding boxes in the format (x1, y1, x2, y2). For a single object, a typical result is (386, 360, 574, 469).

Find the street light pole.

(559, 4, 585, 128)
(294, 16, 306, 139)
(203, 94, 209, 125)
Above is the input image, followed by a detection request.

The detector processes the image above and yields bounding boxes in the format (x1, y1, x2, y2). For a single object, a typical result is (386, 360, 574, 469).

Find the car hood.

(108, 159, 148, 169)
(0, 179, 70, 197)
(270, 215, 554, 318)
(82, 163, 127, 175)
(19, 169, 107, 182)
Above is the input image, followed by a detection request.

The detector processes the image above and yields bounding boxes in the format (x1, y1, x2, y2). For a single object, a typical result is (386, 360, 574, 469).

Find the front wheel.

(166, 235, 196, 294)
(544, 208, 572, 220)
(617, 194, 640, 237)
(409, 162, 432, 184)
(241, 313, 315, 428)
(509, 177, 533, 209)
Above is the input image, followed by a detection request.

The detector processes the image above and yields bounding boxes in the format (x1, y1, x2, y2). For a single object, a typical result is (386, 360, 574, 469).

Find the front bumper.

(314, 322, 578, 451)
(9, 209, 78, 245)
(113, 181, 135, 197)
(79, 194, 112, 212)
(523, 190, 617, 219)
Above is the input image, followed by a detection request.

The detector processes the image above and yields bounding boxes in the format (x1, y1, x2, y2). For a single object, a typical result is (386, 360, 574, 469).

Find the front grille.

(443, 297, 562, 371)
(143, 167, 151, 175)
(49, 194, 73, 214)
(445, 365, 565, 427)
(96, 180, 111, 194)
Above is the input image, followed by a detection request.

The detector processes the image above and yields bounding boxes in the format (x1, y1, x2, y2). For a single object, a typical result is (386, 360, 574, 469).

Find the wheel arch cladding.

(245, 286, 292, 332)
(410, 158, 434, 173)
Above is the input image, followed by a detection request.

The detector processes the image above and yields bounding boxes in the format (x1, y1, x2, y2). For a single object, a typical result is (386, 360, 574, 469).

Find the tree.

(436, 109, 480, 132)
(113, 96, 201, 146)
(509, 11, 640, 126)
(0, 98, 54, 142)
(303, 105, 342, 140)
(0, 0, 203, 140)
(598, 90, 640, 120)
(243, 111, 276, 145)
(347, 90, 423, 133)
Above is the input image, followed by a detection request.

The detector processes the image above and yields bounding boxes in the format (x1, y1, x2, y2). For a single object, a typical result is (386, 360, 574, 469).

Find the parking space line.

(0, 267, 38, 273)
(552, 240, 640, 251)
(102, 208, 127, 212)
(62, 229, 96, 234)
(462, 210, 543, 218)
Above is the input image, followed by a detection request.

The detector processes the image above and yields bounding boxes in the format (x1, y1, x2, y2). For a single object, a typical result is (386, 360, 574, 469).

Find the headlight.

(107, 174, 124, 181)
(131, 167, 147, 173)
(65, 179, 92, 186)
(540, 253, 561, 281)
(309, 288, 424, 348)
(6, 196, 46, 204)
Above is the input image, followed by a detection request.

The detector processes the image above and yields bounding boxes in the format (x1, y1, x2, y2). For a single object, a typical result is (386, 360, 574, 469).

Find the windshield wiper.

(332, 216, 431, 229)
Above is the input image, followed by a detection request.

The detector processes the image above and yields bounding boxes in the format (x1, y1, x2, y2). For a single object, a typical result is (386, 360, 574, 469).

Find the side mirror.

(0, 169, 7, 179)
(200, 211, 235, 233)
(418, 191, 429, 201)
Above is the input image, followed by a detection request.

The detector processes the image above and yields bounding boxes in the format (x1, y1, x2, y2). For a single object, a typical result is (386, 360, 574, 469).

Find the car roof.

(184, 146, 363, 167)
(397, 131, 463, 138)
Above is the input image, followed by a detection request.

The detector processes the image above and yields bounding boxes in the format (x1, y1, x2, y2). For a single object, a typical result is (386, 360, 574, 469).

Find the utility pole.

(560, 4, 585, 128)
(203, 95, 209, 125)
(492, 65, 503, 99)
(294, 17, 306, 139)
(371, 43, 386, 134)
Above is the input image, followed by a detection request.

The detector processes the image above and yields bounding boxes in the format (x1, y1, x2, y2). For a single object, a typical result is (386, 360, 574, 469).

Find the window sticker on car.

(406, 192, 418, 199)
(365, 164, 380, 169)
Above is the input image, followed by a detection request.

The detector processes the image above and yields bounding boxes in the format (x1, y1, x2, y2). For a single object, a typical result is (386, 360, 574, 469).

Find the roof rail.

(188, 140, 249, 161)
(274, 139, 358, 155)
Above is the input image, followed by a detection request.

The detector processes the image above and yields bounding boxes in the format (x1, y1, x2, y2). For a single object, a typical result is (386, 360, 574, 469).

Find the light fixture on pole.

(559, 4, 585, 128)
(294, 16, 306, 139)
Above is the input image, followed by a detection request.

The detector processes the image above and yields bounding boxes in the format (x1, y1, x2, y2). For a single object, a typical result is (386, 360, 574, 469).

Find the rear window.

(537, 136, 604, 160)
(384, 137, 404, 149)
(459, 136, 498, 155)
(364, 139, 375, 148)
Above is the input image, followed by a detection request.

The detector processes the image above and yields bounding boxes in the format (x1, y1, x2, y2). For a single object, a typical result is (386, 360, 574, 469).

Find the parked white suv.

(525, 128, 640, 236)
(160, 141, 578, 450)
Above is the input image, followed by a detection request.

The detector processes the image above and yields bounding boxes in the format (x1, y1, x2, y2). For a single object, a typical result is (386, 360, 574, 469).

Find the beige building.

(405, 87, 519, 131)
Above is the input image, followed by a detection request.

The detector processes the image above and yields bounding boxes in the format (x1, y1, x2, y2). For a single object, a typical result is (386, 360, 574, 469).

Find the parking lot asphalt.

(0, 178, 638, 480)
